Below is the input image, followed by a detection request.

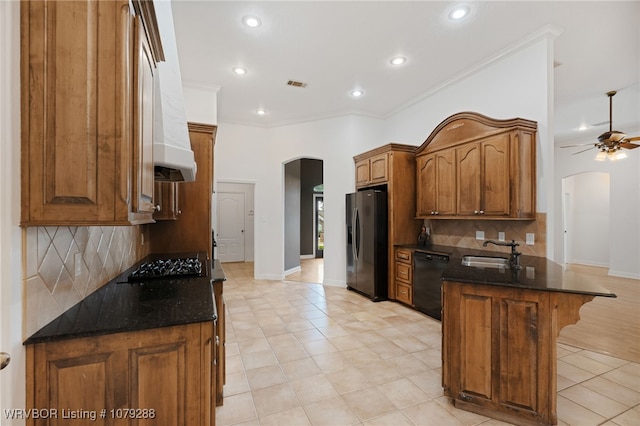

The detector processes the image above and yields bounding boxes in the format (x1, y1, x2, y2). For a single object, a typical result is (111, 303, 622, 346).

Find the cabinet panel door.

(416, 154, 436, 216)
(482, 135, 510, 216)
(436, 150, 456, 215)
(369, 153, 389, 184)
(131, 17, 156, 217)
(47, 353, 120, 426)
(499, 293, 551, 416)
(395, 261, 412, 283)
(355, 160, 370, 187)
(459, 292, 494, 402)
(130, 343, 186, 425)
(396, 282, 412, 305)
(22, 0, 115, 224)
(456, 144, 481, 215)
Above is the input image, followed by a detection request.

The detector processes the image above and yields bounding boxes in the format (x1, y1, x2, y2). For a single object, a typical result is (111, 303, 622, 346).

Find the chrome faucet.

(482, 239, 522, 270)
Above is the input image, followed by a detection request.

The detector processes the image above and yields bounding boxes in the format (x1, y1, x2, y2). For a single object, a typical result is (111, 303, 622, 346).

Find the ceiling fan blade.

(623, 135, 640, 142)
(619, 142, 640, 150)
(572, 146, 596, 155)
(560, 143, 596, 148)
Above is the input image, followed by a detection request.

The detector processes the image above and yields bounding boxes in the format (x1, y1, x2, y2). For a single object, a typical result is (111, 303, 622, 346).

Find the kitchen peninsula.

(439, 249, 615, 426)
(24, 253, 226, 426)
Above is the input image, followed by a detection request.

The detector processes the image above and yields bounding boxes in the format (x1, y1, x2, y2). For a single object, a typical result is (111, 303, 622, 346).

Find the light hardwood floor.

(555, 264, 640, 363)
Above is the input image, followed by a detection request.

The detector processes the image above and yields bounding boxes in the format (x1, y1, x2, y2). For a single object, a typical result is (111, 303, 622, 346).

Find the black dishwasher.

(413, 251, 450, 321)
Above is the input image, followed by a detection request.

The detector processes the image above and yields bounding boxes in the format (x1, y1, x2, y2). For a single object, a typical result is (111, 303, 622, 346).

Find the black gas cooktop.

(128, 257, 203, 281)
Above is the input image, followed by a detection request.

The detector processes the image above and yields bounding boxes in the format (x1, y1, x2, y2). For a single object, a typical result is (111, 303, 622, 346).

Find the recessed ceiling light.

(242, 15, 262, 28)
(449, 5, 470, 20)
(232, 67, 247, 75)
(390, 56, 406, 66)
(256, 109, 266, 115)
(350, 90, 364, 98)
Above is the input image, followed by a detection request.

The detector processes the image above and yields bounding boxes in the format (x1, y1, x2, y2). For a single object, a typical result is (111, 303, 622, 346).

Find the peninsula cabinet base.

(442, 281, 595, 426)
(25, 322, 216, 426)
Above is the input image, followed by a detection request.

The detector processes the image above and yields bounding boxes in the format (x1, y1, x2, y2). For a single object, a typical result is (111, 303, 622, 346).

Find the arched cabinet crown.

(415, 112, 537, 220)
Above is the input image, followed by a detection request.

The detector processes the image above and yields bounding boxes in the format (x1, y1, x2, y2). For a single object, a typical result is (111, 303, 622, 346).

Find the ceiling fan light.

(595, 151, 607, 161)
(615, 151, 628, 160)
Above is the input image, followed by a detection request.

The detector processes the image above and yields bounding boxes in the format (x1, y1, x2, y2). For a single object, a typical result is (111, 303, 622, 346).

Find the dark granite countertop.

(396, 244, 616, 298)
(25, 253, 226, 345)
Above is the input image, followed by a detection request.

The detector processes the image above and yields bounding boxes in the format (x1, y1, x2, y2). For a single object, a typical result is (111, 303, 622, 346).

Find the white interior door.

(217, 192, 246, 262)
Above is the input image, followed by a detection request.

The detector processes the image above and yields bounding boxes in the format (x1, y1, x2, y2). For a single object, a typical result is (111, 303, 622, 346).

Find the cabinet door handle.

(460, 392, 473, 402)
(154, 204, 161, 212)
(0, 352, 10, 370)
(479, 210, 484, 215)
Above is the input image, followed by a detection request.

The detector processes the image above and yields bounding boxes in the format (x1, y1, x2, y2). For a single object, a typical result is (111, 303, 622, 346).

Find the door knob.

(0, 352, 10, 370)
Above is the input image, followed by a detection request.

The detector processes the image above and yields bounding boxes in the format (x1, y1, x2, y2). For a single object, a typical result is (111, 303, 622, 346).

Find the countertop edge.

(24, 252, 225, 345)
(396, 244, 616, 298)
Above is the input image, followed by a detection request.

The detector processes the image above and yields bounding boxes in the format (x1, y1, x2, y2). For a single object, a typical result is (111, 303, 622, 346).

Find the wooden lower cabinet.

(442, 281, 595, 425)
(213, 280, 226, 407)
(394, 248, 413, 306)
(26, 322, 216, 426)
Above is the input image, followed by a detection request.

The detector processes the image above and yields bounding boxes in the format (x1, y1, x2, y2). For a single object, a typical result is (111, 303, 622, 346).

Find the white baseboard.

(284, 266, 301, 276)
(255, 273, 286, 281)
(323, 279, 346, 287)
(300, 254, 315, 259)
(569, 259, 609, 268)
(607, 270, 640, 280)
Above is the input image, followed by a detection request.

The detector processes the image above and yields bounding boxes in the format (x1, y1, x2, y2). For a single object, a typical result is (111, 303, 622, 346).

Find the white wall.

(555, 138, 640, 279)
(1, 0, 26, 421)
(214, 115, 385, 284)
(213, 34, 557, 285)
(183, 84, 219, 125)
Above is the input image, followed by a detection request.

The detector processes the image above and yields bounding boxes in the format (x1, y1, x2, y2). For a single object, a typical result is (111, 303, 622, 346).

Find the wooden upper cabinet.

(416, 112, 536, 220)
(355, 152, 389, 188)
(20, 0, 161, 226)
(416, 150, 456, 217)
(131, 15, 157, 219)
(456, 134, 510, 217)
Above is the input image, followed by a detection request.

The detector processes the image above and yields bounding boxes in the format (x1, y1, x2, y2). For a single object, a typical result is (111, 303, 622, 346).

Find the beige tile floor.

(218, 262, 640, 426)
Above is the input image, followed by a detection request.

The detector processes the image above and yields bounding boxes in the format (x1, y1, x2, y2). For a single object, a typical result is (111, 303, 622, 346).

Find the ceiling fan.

(561, 90, 640, 161)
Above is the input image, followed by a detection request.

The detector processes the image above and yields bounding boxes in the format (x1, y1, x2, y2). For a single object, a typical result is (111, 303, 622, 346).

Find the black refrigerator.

(346, 189, 388, 301)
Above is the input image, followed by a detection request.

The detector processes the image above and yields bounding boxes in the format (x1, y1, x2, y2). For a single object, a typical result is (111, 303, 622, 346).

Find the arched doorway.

(561, 172, 610, 267)
(284, 158, 324, 283)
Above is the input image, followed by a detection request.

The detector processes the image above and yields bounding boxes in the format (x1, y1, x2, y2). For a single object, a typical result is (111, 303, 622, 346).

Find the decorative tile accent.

(427, 213, 546, 257)
(24, 225, 147, 338)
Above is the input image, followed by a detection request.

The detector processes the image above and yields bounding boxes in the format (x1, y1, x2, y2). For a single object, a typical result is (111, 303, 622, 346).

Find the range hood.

(152, 0, 196, 182)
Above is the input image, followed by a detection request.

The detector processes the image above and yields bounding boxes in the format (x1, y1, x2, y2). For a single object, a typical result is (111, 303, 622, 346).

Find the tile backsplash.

(23, 225, 148, 338)
(426, 213, 546, 257)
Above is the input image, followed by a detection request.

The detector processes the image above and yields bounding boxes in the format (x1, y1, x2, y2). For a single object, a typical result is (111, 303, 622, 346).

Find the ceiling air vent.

(287, 80, 308, 88)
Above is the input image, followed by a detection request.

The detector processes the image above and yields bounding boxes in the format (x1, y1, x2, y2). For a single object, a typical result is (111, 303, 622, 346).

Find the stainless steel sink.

(461, 255, 510, 268)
